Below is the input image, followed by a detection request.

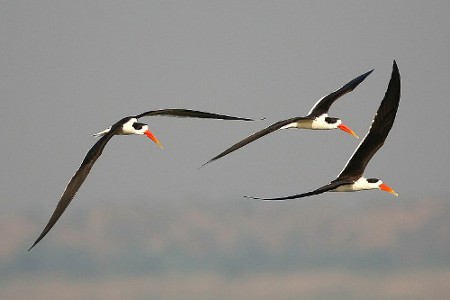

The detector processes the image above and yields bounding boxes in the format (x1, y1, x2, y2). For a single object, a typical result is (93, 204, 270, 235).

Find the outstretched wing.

(135, 108, 255, 121)
(337, 61, 401, 182)
(308, 69, 374, 117)
(244, 181, 351, 201)
(28, 128, 119, 251)
(202, 116, 311, 166)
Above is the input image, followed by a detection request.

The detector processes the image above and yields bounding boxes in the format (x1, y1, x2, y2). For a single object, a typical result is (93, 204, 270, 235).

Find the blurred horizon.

(3, 195, 450, 299)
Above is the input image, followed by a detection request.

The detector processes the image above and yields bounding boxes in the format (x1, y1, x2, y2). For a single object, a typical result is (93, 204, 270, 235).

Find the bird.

(246, 60, 400, 201)
(28, 109, 256, 250)
(201, 68, 373, 167)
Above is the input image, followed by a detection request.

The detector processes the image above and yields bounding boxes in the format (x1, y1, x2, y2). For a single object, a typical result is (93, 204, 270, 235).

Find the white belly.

(331, 184, 358, 192)
(280, 121, 313, 130)
(330, 178, 373, 193)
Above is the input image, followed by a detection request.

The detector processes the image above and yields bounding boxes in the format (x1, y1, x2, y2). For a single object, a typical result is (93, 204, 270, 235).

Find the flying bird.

(29, 109, 255, 250)
(246, 61, 400, 201)
(202, 69, 373, 167)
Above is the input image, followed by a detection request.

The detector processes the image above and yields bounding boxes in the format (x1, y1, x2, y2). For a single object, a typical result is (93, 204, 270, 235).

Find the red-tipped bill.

(379, 183, 398, 197)
(338, 123, 359, 139)
(144, 130, 163, 149)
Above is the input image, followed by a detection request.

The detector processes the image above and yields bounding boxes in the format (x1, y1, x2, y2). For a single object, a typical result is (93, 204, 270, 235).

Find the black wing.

(134, 108, 255, 121)
(337, 61, 401, 182)
(28, 127, 119, 251)
(244, 181, 352, 201)
(202, 116, 311, 166)
(308, 69, 374, 117)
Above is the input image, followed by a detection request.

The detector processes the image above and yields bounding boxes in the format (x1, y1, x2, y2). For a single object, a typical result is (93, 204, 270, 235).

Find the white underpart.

(280, 122, 301, 129)
(331, 177, 382, 192)
(280, 114, 336, 130)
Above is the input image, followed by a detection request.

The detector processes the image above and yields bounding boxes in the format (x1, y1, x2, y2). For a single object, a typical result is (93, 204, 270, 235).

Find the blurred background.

(1, 1, 449, 299)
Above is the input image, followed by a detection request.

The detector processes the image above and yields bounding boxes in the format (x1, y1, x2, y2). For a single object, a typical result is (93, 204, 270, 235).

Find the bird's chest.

(331, 178, 372, 192)
(117, 128, 134, 135)
(311, 118, 334, 130)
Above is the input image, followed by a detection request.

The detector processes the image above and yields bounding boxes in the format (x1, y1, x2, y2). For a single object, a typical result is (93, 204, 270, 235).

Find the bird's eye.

(325, 117, 338, 124)
(132, 123, 143, 130)
(367, 178, 379, 183)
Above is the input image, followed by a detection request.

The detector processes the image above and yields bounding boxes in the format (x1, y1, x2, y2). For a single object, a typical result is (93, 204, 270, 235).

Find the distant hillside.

(2, 196, 450, 299)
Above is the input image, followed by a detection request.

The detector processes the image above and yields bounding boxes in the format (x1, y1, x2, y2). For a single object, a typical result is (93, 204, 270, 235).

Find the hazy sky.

(1, 1, 449, 235)
(2, 1, 450, 299)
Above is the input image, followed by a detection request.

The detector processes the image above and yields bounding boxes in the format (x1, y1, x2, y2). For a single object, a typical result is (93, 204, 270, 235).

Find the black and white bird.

(28, 109, 255, 250)
(202, 69, 373, 166)
(246, 61, 400, 201)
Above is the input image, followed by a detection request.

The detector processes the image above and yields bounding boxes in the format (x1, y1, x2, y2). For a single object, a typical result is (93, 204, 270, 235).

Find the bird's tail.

(92, 127, 111, 137)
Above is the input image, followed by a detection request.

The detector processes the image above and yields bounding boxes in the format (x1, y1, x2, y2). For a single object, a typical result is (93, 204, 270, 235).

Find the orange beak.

(144, 130, 163, 149)
(379, 183, 398, 197)
(338, 123, 359, 139)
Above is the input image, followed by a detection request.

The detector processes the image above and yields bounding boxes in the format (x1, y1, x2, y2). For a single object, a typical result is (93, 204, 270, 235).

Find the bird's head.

(319, 116, 359, 139)
(311, 114, 359, 139)
(366, 178, 398, 196)
(131, 121, 163, 149)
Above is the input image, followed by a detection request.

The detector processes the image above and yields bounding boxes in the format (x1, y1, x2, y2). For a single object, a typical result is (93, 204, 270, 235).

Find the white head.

(127, 119, 163, 149)
(354, 177, 398, 196)
(94, 118, 163, 149)
(312, 114, 359, 138)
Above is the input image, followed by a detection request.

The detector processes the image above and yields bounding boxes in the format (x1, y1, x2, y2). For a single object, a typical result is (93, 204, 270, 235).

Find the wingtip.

(199, 153, 225, 169)
(361, 68, 375, 79)
(243, 195, 268, 200)
(345, 68, 374, 91)
(392, 60, 399, 70)
(197, 160, 210, 170)
(28, 235, 43, 251)
(199, 156, 219, 169)
(28, 243, 37, 252)
(390, 60, 400, 82)
(231, 116, 259, 122)
(237, 116, 265, 122)
(242, 117, 265, 122)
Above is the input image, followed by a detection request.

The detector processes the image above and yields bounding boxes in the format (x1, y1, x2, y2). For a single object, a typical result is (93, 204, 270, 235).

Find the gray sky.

(2, 1, 450, 299)
(1, 1, 449, 233)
